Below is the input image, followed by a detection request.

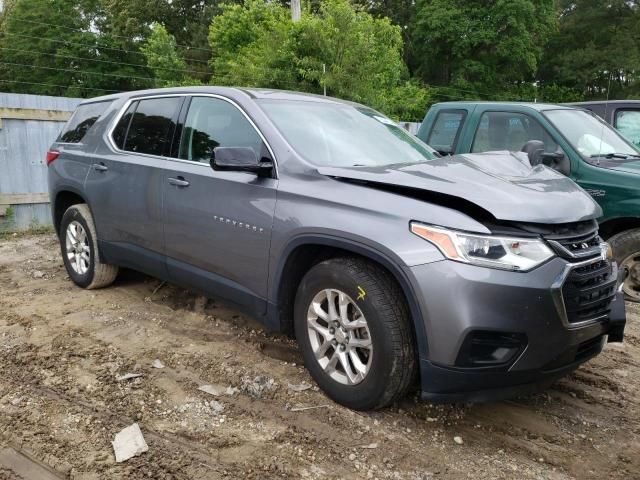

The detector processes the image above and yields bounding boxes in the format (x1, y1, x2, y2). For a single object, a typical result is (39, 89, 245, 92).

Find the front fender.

(268, 232, 434, 365)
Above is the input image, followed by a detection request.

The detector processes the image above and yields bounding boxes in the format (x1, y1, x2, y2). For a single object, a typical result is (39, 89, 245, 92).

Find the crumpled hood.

(317, 151, 602, 224)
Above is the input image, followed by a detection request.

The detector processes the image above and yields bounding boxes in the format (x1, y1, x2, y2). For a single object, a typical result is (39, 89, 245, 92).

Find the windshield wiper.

(589, 153, 640, 159)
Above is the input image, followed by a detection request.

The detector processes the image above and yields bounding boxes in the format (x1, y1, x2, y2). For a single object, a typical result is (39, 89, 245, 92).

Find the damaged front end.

(317, 152, 627, 402)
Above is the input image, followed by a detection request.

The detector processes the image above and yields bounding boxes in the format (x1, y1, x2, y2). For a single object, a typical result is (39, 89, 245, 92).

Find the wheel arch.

(52, 188, 91, 235)
(268, 234, 429, 362)
(599, 217, 640, 240)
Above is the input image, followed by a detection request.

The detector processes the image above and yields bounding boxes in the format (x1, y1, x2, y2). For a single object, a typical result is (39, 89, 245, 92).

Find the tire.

(609, 228, 640, 302)
(59, 204, 118, 289)
(294, 257, 416, 410)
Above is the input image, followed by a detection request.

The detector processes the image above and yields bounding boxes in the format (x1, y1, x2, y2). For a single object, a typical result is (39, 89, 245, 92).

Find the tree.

(141, 23, 191, 87)
(411, 0, 556, 99)
(208, 0, 431, 118)
(539, 0, 640, 99)
(103, 0, 217, 74)
(0, 0, 152, 97)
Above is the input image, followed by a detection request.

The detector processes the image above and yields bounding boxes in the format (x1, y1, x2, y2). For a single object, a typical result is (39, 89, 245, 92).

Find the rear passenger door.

(85, 96, 183, 279)
(162, 95, 278, 314)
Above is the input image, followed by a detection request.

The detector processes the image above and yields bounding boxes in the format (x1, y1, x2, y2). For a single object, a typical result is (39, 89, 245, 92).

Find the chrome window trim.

(105, 93, 279, 177)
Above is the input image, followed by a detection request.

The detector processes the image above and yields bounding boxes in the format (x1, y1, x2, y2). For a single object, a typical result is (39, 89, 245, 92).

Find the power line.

(0, 46, 208, 77)
(10, 18, 213, 54)
(0, 31, 211, 65)
(0, 60, 154, 82)
(0, 32, 523, 101)
(0, 61, 308, 92)
(0, 78, 120, 93)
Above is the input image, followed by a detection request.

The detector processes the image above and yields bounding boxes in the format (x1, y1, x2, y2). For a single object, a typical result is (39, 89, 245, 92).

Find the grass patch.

(0, 225, 55, 241)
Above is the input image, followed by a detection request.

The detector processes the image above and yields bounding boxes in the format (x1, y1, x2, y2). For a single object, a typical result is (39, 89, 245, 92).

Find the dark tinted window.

(112, 101, 137, 149)
(58, 101, 111, 143)
(179, 97, 264, 162)
(427, 110, 465, 154)
(124, 97, 182, 156)
(472, 111, 558, 153)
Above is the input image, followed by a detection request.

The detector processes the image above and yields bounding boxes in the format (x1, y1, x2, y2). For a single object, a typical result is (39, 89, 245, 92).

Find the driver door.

(470, 110, 569, 174)
(162, 96, 278, 314)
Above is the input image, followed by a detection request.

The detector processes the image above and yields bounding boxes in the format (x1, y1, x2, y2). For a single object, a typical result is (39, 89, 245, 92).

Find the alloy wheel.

(65, 221, 90, 275)
(306, 289, 373, 385)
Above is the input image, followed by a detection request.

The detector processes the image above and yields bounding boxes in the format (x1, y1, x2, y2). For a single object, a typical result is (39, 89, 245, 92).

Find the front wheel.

(609, 228, 640, 302)
(294, 257, 416, 410)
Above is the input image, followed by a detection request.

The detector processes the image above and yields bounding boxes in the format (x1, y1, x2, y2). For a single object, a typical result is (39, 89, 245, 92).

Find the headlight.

(410, 222, 555, 271)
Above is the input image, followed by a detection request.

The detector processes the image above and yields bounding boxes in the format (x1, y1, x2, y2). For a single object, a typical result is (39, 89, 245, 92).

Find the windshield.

(258, 100, 437, 167)
(544, 108, 640, 159)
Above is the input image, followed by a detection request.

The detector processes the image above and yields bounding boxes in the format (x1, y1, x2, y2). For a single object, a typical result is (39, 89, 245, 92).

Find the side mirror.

(521, 140, 545, 166)
(521, 140, 570, 176)
(211, 146, 274, 177)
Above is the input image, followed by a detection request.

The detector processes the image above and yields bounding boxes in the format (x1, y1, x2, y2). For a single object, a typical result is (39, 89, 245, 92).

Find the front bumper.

(409, 256, 626, 403)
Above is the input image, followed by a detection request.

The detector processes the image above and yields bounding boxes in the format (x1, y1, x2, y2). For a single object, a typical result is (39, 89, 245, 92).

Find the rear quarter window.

(118, 97, 182, 156)
(58, 101, 112, 143)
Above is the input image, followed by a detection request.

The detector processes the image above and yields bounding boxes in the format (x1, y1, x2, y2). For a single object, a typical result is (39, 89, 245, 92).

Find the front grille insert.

(546, 230, 604, 261)
(561, 259, 617, 324)
(553, 230, 601, 256)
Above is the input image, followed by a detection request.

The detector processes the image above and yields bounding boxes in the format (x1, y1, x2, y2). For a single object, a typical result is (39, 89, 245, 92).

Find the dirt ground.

(0, 233, 638, 480)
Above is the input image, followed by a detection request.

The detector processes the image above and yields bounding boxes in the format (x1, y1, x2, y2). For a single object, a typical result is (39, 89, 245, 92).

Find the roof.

(80, 86, 356, 106)
(568, 100, 640, 106)
(432, 101, 576, 112)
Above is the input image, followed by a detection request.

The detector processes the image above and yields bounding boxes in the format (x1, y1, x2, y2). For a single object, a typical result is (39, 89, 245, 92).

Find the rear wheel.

(609, 228, 640, 302)
(59, 204, 118, 289)
(294, 257, 416, 410)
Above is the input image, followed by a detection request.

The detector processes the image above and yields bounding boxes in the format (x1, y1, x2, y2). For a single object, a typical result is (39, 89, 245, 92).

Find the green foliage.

(141, 23, 189, 87)
(538, 84, 584, 103)
(208, 0, 295, 88)
(0, 0, 152, 96)
(378, 81, 434, 121)
(539, 0, 640, 99)
(0, 0, 638, 111)
(103, 0, 216, 75)
(208, 0, 430, 117)
(411, 0, 557, 98)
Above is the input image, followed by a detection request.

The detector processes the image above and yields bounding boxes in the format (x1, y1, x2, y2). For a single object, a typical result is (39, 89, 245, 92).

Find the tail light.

(46, 150, 59, 166)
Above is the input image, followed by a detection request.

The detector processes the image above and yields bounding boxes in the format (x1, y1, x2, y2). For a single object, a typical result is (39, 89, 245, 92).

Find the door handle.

(168, 176, 190, 187)
(92, 162, 108, 172)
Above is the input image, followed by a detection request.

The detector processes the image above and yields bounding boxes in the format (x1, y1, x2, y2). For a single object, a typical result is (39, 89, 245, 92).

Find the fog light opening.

(456, 331, 527, 368)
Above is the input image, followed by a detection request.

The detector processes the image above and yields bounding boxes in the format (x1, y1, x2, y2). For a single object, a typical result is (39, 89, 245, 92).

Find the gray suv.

(48, 87, 627, 410)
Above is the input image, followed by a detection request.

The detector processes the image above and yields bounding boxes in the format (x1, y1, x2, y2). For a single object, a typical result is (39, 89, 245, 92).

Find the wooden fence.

(0, 93, 81, 231)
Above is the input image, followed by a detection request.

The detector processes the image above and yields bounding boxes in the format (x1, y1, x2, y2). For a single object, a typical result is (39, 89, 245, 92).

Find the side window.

(471, 111, 558, 153)
(179, 97, 264, 163)
(112, 101, 137, 150)
(58, 101, 111, 143)
(122, 97, 182, 156)
(615, 110, 640, 148)
(427, 110, 465, 154)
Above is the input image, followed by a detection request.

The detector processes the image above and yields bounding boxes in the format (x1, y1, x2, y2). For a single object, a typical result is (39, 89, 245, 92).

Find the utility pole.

(323, 64, 327, 96)
(291, 0, 301, 21)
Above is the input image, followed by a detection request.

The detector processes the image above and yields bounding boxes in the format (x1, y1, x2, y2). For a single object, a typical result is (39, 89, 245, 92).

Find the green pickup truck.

(417, 102, 640, 301)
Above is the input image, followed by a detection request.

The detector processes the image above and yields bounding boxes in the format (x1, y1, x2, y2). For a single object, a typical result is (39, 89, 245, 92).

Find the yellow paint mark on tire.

(357, 286, 366, 301)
